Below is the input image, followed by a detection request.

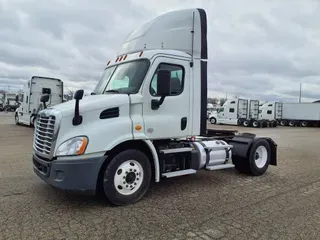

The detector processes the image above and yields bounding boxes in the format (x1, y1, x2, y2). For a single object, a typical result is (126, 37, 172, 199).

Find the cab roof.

(118, 8, 208, 60)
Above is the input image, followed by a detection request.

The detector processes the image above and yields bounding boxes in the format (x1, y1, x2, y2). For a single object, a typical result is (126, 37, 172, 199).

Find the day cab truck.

(32, 8, 278, 206)
(15, 76, 64, 127)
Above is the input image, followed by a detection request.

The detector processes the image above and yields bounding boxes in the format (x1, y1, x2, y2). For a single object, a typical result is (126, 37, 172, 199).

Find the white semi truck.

(208, 98, 275, 127)
(32, 8, 278, 206)
(15, 76, 64, 126)
(260, 101, 320, 127)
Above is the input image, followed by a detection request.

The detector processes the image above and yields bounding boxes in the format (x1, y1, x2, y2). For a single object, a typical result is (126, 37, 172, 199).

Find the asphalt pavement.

(0, 112, 319, 240)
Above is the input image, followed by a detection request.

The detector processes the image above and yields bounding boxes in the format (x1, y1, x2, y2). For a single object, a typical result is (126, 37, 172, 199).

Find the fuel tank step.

(205, 164, 235, 171)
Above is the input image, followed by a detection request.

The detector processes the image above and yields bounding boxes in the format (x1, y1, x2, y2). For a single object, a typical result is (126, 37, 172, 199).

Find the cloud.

(0, 0, 319, 102)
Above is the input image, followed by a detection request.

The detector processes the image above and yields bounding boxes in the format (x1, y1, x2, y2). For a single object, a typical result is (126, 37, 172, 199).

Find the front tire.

(102, 149, 152, 206)
(210, 117, 216, 124)
(15, 113, 20, 125)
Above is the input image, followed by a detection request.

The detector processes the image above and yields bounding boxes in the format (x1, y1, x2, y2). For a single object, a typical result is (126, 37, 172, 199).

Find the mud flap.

(228, 133, 277, 166)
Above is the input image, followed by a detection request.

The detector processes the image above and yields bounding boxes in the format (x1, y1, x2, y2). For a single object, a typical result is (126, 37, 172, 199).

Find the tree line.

(207, 97, 227, 106)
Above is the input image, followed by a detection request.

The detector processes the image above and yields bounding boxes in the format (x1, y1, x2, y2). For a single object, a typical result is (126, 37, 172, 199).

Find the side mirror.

(40, 94, 50, 103)
(156, 70, 171, 96)
(74, 89, 84, 100)
(72, 89, 84, 126)
(151, 70, 171, 110)
(40, 94, 50, 109)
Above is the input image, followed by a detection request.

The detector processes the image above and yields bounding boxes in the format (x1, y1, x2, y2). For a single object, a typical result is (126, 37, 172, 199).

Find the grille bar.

(34, 114, 56, 157)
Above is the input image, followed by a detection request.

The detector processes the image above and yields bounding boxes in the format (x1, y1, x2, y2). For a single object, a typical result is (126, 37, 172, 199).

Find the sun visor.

(118, 8, 207, 60)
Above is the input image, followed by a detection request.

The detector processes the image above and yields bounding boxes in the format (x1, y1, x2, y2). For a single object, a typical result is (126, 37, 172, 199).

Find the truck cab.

(32, 8, 277, 206)
(259, 102, 283, 124)
(15, 76, 64, 126)
(209, 99, 249, 125)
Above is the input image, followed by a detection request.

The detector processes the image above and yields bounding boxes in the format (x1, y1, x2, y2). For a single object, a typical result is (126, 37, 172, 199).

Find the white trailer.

(15, 76, 64, 126)
(31, 8, 278, 206)
(208, 98, 275, 127)
(279, 102, 320, 127)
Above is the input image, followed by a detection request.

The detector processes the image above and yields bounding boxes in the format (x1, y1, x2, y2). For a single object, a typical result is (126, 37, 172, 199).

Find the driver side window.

(150, 63, 184, 96)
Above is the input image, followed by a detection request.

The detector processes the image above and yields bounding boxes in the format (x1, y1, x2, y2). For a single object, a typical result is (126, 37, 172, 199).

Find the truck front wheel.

(102, 149, 152, 206)
(15, 113, 19, 125)
(210, 117, 216, 124)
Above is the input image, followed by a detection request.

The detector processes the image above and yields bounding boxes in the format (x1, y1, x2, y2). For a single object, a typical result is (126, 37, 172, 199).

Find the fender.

(228, 133, 277, 166)
(142, 140, 160, 182)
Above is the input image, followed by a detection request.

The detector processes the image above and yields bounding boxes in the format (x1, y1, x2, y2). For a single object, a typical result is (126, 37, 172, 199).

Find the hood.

(47, 94, 130, 117)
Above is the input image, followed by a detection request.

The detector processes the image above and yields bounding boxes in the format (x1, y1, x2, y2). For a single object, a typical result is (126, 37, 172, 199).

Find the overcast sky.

(1, 0, 319, 102)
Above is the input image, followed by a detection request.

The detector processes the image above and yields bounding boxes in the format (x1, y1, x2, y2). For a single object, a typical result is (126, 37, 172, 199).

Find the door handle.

(181, 117, 187, 131)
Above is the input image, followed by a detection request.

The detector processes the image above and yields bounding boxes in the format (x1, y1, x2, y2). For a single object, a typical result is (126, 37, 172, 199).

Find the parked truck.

(32, 8, 277, 206)
(260, 101, 320, 127)
(208, 98, 275, 127)
(258, 102, 282, 127)
(0, 90, 5, 111)
(15, 76, 64, 126)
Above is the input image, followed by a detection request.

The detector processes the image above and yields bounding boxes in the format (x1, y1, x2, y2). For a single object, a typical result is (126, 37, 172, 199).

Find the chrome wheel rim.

(255, 146, 268, 168)
(114, 160, 144, 195)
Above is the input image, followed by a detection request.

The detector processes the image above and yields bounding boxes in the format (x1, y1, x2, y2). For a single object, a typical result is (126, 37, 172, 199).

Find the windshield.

(92, 59, 150, 95)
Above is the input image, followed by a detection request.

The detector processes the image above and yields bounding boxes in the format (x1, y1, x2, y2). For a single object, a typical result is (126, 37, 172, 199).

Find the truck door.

(142, 57, 191, 139)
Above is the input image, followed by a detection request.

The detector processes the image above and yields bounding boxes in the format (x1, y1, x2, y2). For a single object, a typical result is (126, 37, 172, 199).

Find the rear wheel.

(288, 121, 295, 127)
(233, 138, 271, 176)
(301, 121, 308, 127)
(271, 120, 277, 127)
(252, 120, 259, 128)
(243, 120, 250, 127)
(102, 149, 152, 206)
(265, 121, 271, 128)
(280, 120, 286, 126)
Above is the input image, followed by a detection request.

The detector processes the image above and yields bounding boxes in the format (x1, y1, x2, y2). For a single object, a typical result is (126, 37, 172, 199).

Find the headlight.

(56, 136, 88, 156)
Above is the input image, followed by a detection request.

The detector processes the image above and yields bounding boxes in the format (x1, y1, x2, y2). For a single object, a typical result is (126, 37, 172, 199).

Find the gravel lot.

(0, 112, 320, 240)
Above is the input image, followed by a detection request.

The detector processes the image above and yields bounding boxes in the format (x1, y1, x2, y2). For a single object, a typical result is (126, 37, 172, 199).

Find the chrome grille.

(34, 114, 56, 156)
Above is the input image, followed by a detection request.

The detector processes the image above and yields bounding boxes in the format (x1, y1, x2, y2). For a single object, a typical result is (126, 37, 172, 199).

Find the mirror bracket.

(151, 96, 166, 110)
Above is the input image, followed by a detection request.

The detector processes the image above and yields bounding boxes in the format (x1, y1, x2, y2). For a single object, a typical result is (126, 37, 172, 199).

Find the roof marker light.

(139, 51, 143, 57)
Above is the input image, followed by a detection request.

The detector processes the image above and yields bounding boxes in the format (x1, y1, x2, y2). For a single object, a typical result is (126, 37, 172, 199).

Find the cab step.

(206, 164, 235, 171)
(162, 169, 197, 178)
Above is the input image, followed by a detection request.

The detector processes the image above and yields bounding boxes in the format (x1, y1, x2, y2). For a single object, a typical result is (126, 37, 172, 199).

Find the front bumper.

(33, 153, 106, 195)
